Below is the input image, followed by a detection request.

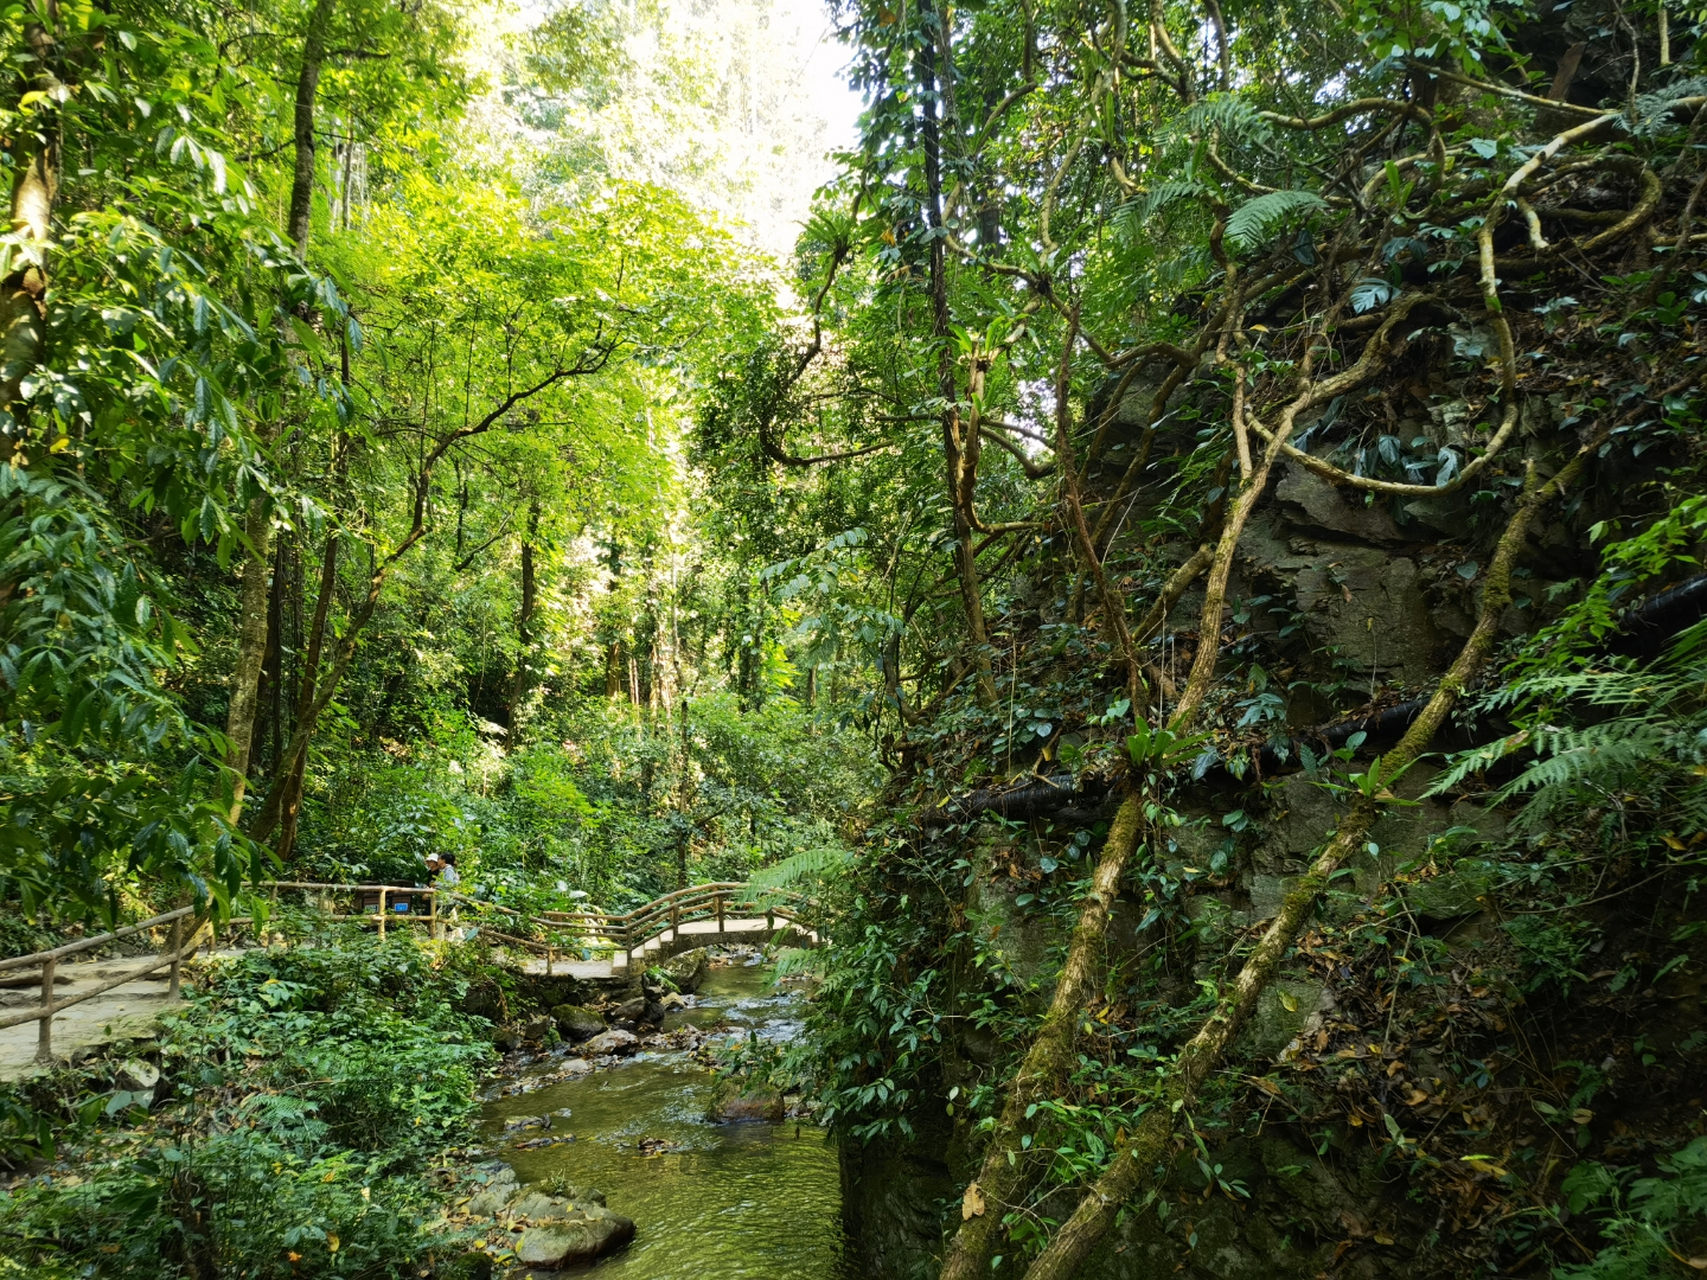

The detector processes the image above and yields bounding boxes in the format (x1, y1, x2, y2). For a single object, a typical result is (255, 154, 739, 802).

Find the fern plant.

(1554, 1136, 1707, 1278)
(1428, 621, 1707, 843)
(1224, 190, 1327, 252)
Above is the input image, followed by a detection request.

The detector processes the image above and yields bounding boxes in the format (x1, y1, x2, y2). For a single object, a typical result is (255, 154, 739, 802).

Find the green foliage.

(0, 468, 253, 922)
(0, 925, 489, 1278)
(1223, 190, 1328, 253)
(1556, 1138, 1707, 1278)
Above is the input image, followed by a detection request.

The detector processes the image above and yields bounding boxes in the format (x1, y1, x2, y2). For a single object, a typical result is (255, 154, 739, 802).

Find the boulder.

(521, 1012, 555, 1043)
(464, 1189, 509, 1216)
(464, 1161, 520, 1215)
(115, 1058, 159, 1092)
(659, 991, 690, 1010)
(661, 947, 710, 993)
(550, 1003, 606, 1041)
(513, 1206, 635, 1267)
(710, 1085, 785, 1122)
(1405, 865, 1493, 921)
(611, 996, 664, 1028)
(473, 1178, 635, 1267)
(582, 1028, 639, 1057)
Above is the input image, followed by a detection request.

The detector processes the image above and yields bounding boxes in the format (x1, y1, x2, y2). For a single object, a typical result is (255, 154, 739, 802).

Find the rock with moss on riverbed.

(657, 946, 709, 993)
(550, 1003, 607, 1041)
(462, 1164, 635, 1267)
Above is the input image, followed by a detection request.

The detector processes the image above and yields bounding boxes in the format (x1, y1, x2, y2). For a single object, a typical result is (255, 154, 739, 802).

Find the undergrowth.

(0, 919, 493, 1278)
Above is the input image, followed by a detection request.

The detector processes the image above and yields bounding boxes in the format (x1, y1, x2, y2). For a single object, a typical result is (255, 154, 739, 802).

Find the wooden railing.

(0, 880, 813, 1064)
(532, 881, 813, 969)
(0, 906, 202, 1064)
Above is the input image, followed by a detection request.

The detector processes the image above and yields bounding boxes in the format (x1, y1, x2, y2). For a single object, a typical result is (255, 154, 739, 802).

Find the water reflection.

(480, 963, 850, 1279)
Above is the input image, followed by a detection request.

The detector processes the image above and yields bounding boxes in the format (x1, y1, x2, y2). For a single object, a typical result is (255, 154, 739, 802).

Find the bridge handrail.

(0, 879, 816, 1063)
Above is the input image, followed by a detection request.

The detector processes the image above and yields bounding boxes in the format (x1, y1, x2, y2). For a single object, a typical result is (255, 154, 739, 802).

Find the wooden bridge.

(0, 880, 813, 1078)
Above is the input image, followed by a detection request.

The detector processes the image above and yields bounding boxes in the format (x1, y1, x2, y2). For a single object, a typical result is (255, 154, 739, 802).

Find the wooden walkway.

(0, 882, 813, 1078)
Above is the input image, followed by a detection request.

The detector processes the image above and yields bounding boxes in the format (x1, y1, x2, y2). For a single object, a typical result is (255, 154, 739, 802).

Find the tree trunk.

(224, 0, 336, 823)
(0, 12, 60, 443)
(223, 499, 275, 820)
(274, 529, 339, 861)
(919, 35, 996, 707)
(605, 640, 624, 698)
(252, 362, 604, 843)
(287, 0, 336, 260)
(509, 503, 540, 725)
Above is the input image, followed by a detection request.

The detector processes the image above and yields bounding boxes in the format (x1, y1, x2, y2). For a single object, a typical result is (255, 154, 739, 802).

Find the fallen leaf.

(1279, 989, 1298, 1012)
(962, 1182, 985, 1220)
(1374, 1232, 1395, 1245)
(1573, 1109, 1594, 1126)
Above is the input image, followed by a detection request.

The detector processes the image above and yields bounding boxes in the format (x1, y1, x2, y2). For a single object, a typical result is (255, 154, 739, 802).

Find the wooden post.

(670, 899, 679, 944)
(35, 956, 55, 1064)
(377, 888, 387, 940)
(429, 889, 439, 941)
(716, 892, 725, 934)
(546, 946, 554, 976)
(767, 908, 776, 938)
(168, 917, 185, 999)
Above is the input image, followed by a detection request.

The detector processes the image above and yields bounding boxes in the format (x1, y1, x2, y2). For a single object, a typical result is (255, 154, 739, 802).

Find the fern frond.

(772, 946, 827, 980)
(748, 843, 851, 890)
(1179, 94, 1273, 148)
(1117, 178, 1208, 241)
(1225, 190, 1327, 251)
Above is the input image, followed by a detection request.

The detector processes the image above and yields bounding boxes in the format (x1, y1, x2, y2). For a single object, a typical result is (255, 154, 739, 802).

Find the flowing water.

(478, 962, 852, 1279)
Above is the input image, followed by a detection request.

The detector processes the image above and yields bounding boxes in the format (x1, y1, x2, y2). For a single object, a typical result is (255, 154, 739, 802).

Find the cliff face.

(835, 277, 1707, 1276)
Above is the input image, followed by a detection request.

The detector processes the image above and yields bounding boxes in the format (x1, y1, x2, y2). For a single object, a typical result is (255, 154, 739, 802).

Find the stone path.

(0, 955, 185, 1081)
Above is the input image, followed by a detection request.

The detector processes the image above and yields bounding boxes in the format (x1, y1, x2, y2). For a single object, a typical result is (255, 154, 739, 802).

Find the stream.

(478, 961, 852, 1278)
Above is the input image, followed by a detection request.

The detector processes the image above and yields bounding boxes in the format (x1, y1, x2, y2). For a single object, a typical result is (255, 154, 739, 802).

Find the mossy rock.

(551, 1003, 606, 1041)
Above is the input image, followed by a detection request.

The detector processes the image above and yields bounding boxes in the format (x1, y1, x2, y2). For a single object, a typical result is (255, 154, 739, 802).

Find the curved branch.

(980, 425, 1056, 478)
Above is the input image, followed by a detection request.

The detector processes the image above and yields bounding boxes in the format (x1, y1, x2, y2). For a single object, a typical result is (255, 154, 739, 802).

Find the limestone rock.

(464, 1190, 509, 1216)
(550, 1003, 606, 1041)
(1405, 864, 1493, 921)
(1277, 463, 1405, 545)
(513, 1206, 635, 1267)
(710, 1083, 784, 1121)
(506, 1190, 561, 1220)
(582, 1028, 639, 1056)
(660, 946, 710, 993)
(1294, 548, 1440, 685)
(114, 1058, 160, 1094)
(1242, 978, 1325, 1062)
(611, 996, 662, 1026)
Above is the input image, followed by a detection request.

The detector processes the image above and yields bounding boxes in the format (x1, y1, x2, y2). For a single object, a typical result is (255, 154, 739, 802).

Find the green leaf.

(1225, 190, 1327, 252)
